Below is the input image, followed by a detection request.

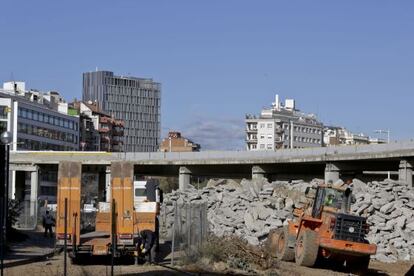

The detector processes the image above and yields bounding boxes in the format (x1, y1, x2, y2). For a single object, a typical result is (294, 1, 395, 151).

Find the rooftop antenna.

(272, 94, 280, 110)
(95, 66, 98, 72)
(10, 72, 14, 82)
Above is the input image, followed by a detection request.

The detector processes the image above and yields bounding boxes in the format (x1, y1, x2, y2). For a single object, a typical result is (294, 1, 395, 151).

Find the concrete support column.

(105, 166, 111, 202)
(10, 170, 16, 200)
(252, 165, 267, 179)
(398, 160, 413, 187)
(179, 166, 192, 191)
(325, 163, 340, 183)
(30, 169, 38, 216)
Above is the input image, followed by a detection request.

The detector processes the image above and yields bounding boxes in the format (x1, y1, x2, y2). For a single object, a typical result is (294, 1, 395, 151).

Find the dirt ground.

(274, 259, 414, 276)
(5, 254, 414, 276)
(5, 253, 183, 276)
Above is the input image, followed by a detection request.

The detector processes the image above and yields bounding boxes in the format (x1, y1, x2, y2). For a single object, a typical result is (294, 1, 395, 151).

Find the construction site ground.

(4, 239, 414, 276)
(5, 253, 414, 276)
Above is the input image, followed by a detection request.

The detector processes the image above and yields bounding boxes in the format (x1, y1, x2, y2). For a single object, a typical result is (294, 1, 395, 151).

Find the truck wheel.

(275, 226, 295, 261)
(346, 255, 370, 275)
(295, 230, 319, 267)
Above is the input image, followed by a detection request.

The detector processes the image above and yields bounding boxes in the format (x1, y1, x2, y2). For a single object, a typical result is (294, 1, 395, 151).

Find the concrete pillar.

(105, 166, 111, 202)
(252, 165, 267, 179)
(398, 160, 413, 187)
(179, 166, 192, 191)
(10, 170, 16, 200)
(325, 163, 340, 183)
(30, 169, 38, 216)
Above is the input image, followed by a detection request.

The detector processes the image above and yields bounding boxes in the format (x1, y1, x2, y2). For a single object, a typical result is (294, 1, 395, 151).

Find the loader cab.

(309, 186, 352, 218)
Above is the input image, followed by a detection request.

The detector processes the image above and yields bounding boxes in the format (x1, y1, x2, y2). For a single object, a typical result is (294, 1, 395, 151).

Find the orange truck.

(55, 161, 161, 263)
(269, 182, 377, 274)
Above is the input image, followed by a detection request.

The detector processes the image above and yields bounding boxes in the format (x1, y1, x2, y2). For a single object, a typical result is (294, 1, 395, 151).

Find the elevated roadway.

(9, 140, 414, 188)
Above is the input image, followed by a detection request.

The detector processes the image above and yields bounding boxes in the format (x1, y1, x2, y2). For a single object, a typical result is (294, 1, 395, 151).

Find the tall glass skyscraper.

(82, 71, 161, 152)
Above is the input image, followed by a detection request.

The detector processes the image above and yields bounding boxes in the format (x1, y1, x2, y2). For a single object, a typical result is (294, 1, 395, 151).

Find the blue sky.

(1, 1, 413, 149)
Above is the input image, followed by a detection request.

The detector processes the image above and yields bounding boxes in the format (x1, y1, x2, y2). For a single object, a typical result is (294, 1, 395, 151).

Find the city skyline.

(1, 1, 413, 149)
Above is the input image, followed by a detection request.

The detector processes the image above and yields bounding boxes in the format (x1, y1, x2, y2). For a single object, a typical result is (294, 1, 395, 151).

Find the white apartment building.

(323, 126, 385, 146)
(0, 81, 80, 204)
(246, 95, 323, 151)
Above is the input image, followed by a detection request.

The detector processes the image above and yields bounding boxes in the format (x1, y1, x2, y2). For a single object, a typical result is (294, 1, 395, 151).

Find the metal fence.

(169, 201, 208, 264)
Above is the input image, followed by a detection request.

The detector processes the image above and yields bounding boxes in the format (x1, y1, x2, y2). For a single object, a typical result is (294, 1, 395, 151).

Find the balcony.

(99, 116, 112, 124)
(112, 130, 124, 136)
(246, 127, 257, 133)
(275, 127, 284, 134)
(112, 140, 123, 145)
(275, 137, 284, 143)
(114, 120, 125, 127)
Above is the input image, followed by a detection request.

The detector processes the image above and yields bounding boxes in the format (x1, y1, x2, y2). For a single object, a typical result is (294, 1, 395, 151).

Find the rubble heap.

(351, 179, 414, 262)
(160, 178, 313, 245)
(160, 178, 414, 263)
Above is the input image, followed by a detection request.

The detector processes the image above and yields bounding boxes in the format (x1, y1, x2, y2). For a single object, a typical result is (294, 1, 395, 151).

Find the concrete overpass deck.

(8, 141, 414, 195)
(10, 140, 414, 165)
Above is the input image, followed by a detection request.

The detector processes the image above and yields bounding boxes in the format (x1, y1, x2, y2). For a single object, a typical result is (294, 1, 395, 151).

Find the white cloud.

(183, 118, 245, 150)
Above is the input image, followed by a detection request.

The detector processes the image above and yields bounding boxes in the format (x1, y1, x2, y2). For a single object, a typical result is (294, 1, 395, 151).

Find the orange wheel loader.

(269, 182, 377, 274)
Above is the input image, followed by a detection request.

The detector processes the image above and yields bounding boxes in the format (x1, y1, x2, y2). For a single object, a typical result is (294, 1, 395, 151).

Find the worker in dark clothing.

(138, 230, 156, 262)
(139, 230, 155, 254)
(42, 210, 55, 238)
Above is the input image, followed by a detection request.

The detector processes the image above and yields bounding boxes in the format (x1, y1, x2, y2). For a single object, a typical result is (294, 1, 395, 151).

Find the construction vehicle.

(269, 182, 376, 274)
(55, 161, 162, 263)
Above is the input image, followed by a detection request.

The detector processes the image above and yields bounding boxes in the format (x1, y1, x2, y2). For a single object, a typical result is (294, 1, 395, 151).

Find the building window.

(267, 144, 272, 149)
(267, 123, 272, 128)
(260, 123, 265, 129)
(0, 121, 7, 133)
(260, 135, 265, 139)
(260, 144, 265, 149)
(0, 106, 8, 119)
(252, 144, 257, 149)
(267, 134, 272, 139)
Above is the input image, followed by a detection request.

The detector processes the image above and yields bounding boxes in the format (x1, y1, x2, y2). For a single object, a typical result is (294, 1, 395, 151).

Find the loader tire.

(295, 230, 319, 267)
(275, 226, 295, 261)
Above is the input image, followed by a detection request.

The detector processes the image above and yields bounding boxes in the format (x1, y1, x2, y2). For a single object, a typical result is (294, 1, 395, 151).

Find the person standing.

(42, 210, 55, 238)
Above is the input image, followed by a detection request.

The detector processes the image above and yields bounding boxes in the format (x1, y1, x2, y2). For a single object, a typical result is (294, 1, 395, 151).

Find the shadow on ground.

(405, 264, 414, 276)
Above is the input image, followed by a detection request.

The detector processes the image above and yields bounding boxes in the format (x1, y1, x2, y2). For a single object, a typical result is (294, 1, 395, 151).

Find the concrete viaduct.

(10, 141, 414, 193)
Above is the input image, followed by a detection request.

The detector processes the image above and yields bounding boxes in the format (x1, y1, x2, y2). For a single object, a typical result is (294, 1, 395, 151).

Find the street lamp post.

(0, 131, 12, 276)
(374, 129, 391, 179)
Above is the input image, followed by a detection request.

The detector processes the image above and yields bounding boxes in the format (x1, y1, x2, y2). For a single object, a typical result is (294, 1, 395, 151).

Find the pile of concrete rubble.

(160, 178, 414, 263)
(351, 179, 414, 262)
